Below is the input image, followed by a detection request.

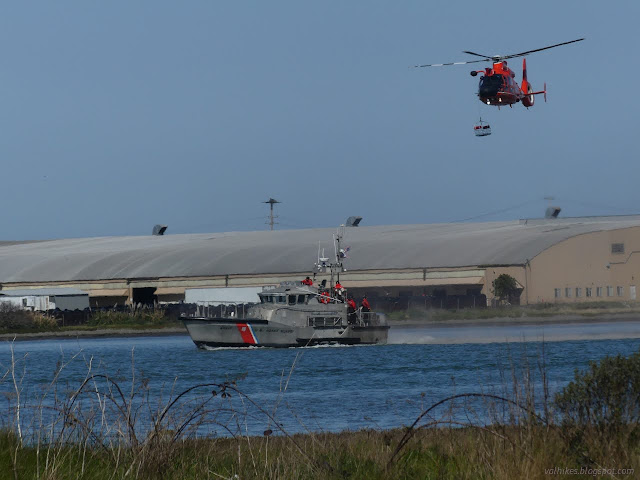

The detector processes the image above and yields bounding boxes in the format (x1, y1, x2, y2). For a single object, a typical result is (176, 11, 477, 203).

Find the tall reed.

(1, 341, 639, 479)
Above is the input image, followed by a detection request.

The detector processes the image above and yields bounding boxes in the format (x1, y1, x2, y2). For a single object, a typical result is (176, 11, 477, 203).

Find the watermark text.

(545, 466, 634, 476)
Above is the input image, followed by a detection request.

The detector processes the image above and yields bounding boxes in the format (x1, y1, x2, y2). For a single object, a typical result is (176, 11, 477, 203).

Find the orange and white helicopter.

(414, 38, 584, 108)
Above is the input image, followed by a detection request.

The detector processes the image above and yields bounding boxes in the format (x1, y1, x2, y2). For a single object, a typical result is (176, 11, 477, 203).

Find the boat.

(181, 282, 389, 348)
(181, 226, 389, 348)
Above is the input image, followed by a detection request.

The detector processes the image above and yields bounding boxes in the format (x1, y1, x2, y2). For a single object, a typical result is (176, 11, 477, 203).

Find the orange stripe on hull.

(236, 323, 257, 345)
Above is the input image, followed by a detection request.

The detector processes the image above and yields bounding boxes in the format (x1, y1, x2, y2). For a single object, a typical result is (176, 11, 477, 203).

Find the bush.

(32, 312, 58, 329)
(555, 349, 640, 465)
(555, 350, 640, 429)
(492, 274, 519, 304)
(0, 303, 41, 330)
(88, 310, 168, 327)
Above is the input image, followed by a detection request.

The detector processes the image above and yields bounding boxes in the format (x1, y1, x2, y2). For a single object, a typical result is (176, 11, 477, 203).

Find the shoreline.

(1, 311, 639, 342)
(0, 326, 188, 342)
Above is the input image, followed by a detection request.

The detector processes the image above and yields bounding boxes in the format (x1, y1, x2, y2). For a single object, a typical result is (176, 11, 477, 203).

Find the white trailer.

(0, 288, 90, 311)
(184, 287, 263, 305)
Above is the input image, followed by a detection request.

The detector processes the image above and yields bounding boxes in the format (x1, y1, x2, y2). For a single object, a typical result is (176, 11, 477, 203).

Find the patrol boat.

(181, 226, 389, 348)
(181, 282, 389, 348)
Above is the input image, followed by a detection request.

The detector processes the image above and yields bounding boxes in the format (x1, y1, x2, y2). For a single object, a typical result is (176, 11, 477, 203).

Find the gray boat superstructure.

(181, 282, 389, 348)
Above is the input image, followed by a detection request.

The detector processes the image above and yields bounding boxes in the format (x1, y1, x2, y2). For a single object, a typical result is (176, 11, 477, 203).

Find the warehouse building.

(0, 215, 639, 308)
(0, 287, 90, 311)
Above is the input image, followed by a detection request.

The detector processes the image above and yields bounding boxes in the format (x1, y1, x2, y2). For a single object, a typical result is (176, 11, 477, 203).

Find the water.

(1, 322, 639, 438)
(390, 319, 640, 344)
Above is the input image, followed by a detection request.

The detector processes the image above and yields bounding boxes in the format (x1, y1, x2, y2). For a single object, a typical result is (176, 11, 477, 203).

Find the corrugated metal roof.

(0, 216, 638, 283)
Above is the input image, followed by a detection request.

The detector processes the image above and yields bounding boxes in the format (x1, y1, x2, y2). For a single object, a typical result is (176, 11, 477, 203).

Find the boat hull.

(182, 317, 389, 348)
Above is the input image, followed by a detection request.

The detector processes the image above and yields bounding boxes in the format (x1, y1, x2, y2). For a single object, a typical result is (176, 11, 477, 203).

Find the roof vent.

(545, 207, 561, 219)
(346, 216, 362, 227)
(152, 224, 168, 236)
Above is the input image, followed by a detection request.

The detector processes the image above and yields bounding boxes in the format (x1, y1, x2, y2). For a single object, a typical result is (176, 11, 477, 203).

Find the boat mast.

(331, 225, 346, 289)
(315, 225, 346, 296)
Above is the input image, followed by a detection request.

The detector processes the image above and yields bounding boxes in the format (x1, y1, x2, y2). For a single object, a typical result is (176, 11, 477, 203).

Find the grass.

(1, 343, 639, 479)
(1, 424, 637, 479)
(0, 307, 183, 336)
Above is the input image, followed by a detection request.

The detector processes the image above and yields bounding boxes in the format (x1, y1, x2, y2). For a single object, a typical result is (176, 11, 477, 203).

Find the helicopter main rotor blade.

(411, 58, 487, 68)
(462, 50, 494, 60)
(500, 38, 585, 60)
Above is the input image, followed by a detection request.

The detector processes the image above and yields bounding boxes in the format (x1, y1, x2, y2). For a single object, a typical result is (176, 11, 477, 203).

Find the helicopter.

(413, 38, 584, 108)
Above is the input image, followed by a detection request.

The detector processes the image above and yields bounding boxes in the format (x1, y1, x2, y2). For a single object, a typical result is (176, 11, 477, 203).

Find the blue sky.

(0, 1, 637, 239)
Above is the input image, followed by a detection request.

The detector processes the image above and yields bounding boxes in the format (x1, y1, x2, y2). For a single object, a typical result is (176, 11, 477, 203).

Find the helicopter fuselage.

(476, 61, 524, 106)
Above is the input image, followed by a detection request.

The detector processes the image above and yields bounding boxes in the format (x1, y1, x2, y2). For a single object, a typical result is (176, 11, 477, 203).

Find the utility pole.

(544, 195, 555, 207)
(263, 198, 280, 231)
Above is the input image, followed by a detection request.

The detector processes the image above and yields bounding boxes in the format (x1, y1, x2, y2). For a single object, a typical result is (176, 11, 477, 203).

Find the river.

(1, 320, 639, 437)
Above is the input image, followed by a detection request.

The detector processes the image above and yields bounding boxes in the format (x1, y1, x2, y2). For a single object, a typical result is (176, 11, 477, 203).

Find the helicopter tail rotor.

(529, 83, 548, 103)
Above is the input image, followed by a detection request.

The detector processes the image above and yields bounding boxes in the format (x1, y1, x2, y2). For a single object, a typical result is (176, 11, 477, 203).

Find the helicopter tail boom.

(530, 83, 547, 102)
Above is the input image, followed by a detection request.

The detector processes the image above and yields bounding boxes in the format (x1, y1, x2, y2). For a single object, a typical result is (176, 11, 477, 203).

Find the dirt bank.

(0, 326, 188, 342)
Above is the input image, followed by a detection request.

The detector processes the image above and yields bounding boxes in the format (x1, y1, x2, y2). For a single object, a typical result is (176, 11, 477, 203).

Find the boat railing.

(308, 316, 342, 327)
(355, 311, 386, 327)
(191, 303, 250, 319)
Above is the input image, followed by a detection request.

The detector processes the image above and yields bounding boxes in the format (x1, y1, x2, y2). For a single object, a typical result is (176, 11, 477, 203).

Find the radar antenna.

(314, 225, 350, 294)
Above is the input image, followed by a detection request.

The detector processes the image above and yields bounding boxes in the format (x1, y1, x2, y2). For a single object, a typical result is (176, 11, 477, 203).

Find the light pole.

(263, 198, 280, 231)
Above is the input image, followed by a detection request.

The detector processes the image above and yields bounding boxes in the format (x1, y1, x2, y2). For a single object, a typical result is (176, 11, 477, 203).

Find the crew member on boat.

(334, 281, 345, 301)
(347, 296, 357, 323)
(320, 290, 331, 304)
(361, 295, 371, 312)
(302, 276, 313, 286)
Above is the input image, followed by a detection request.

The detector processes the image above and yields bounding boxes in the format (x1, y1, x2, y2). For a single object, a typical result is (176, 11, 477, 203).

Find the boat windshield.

(261, 293, 306, 304)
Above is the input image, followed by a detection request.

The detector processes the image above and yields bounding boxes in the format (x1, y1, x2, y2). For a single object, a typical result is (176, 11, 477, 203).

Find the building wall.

(525, 226, 640, 304)
(1, 268, 487, 305)
(54, 295, 90, 311)
(4, 226, 640, 308)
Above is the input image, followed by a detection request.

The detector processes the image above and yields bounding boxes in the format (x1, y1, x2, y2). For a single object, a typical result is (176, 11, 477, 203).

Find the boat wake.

(388, 333, 437, 345)
(202, 345, 263, 351)
(295, 343, 374, 349)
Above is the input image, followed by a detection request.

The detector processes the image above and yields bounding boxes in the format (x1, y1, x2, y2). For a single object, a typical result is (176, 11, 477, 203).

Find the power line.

(452, 199, 538, 223)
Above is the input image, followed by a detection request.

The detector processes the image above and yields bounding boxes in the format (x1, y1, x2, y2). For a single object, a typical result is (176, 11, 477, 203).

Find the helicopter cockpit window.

(480, 76, 503, 88)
